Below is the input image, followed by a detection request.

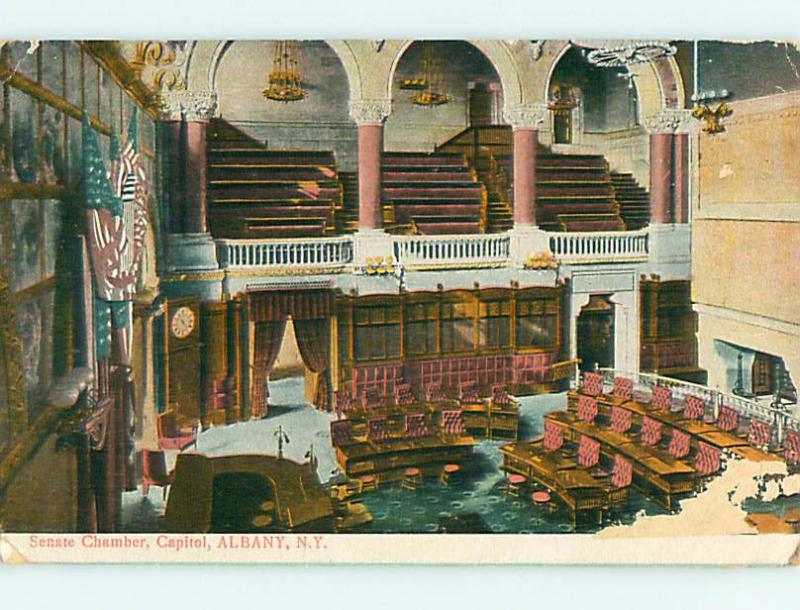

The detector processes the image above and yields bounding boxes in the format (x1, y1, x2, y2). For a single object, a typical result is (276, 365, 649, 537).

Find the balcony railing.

(393, 233, 510, 269)
(216, 229, 653, 271)
(549, 230, 649, 264)
(216, 237, 353, 270)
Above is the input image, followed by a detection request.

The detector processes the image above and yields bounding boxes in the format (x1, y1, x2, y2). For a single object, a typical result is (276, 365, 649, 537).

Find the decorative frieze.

(503, 103, 549, 129)
(349, 99, 392, 125)
(160, 90, 219, 121)
(644, 108, 695, 134)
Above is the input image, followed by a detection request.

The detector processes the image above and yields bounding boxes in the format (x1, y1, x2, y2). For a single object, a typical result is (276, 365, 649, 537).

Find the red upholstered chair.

(716, 405, 739, 432)
(651, 385, 672, 411)
(141, 449, 173, 500)
(491, 384, 514, 407)
(582, 371, 604, 397)
(611, 454, 633, 489)
(543, 420, 564, 452)
(640, 416, 663, 447)
(367, 417, 390, 442)
(683, 395, 705, 420)
(748, 419, 773, 450)
(441, 409, 465, 435)
(609, 405, 632, 434)
(404, 412, 429, 439)
(426, 382, 447, 403)
(612, 377, 633, 402)
(695, 442, 722, 476)
(459, 382, 480, 403)
(577, 435, 601, 468)
(361, 387, 383, 410)
(157, 412, 197, 452)
(394, 382, 415, 407)
(668, 429, 691, 459)
(784, 430, 800, 469)
(334, 391, 354, 419)
(577, 395, 598, 423)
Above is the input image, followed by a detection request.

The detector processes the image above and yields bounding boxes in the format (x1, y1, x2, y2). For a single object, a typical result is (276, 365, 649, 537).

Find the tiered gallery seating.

(382, 152, 488, 234)
(207, 120, 344, 238)
(610, 171, 651, 230)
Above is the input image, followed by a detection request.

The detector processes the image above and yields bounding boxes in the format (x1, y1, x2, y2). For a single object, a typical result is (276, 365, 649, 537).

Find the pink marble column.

(357, 123, 384, 231)
(184, 120, 209, 233)
(673, 133, 689, 224)
(649, 132, 673, 224)
(513, 127, 537, 227)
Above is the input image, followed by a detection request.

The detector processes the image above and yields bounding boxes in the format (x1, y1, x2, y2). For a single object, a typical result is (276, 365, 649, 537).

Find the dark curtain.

(294, 318, 331, 411)
(251, 320, 287, 418)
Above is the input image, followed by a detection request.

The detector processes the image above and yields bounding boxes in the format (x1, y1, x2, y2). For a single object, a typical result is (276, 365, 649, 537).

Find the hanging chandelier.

(586, 42, 676, 68)
(263, 40, 305, 102)
(412, 46, 449, 107)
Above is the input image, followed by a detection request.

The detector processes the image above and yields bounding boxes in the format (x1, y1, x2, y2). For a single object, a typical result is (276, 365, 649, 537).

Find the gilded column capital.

(160, 90, 219, 121)
(349, 99, 392, 125)
(503, 103, 549, 129)
(644, 108, 695, 134)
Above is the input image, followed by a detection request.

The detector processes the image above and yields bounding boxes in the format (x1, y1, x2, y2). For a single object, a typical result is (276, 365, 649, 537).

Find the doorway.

(576, 295, 615, 372)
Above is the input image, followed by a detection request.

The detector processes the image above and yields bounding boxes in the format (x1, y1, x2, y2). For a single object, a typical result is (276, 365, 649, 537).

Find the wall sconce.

(691, 89, 732, 134)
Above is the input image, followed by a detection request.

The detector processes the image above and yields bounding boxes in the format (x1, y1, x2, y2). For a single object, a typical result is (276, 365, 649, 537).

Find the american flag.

(543, 420, 564, 452)
(610, 406, 632, 433)
(582, 371, 603, 397)
(613, 376, 633, 401)
(404, 413, 428, 438)
(684, 395, 705, 420)
(651, 385, 672, 411)
(441, 409, 465, 435)
(641, 416, 663, 446)
(668, 429, 691, 459)
(612, 454, 633, 488)
(578, 435, 601, 468)
(695, 441, 721, 476)
(748, 418, 773, 449)
(784, 430, 800, 466)
(717, 405, 739, 432)
(577, 394, 598, 423)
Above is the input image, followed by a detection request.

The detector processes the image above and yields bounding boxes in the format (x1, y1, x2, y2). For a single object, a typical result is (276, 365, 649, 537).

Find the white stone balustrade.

(216, 237, 353, 270)
(548, 230, 649, 263)
(392, 233, 511, 269)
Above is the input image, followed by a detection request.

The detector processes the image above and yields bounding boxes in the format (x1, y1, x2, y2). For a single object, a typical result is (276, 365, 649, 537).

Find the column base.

(352, 229, 395, 269)
(164, 233, 220, 273)
(509, 225, 551, 267)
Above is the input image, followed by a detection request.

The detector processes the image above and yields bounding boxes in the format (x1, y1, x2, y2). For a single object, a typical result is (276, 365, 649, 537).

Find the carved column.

(350, 100, 392, 232)
(504, 105, 548, 229)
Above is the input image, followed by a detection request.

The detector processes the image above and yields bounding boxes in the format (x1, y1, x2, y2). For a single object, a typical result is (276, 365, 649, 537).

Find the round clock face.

(170, 306, 196, 339)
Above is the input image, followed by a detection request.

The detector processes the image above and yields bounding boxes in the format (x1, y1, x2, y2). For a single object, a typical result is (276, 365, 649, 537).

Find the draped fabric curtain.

(251, 320, 287, 418)
(294, 318, 331, 411)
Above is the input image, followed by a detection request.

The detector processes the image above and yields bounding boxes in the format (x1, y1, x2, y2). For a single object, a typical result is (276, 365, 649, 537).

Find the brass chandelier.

(263, 40, 305, 102)
(411, 46, 449, 107)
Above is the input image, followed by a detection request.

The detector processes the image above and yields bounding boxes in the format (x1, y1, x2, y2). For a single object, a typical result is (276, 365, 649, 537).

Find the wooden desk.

(696, 430, 749, 449)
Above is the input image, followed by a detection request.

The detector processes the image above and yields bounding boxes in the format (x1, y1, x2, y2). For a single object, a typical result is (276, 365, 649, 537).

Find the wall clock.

(170, 305, 196, 339)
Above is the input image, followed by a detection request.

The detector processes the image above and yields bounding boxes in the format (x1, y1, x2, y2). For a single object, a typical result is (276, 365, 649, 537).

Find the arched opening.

(577, 295, 615, 372)
(547, 45, 640, 144)
(386, 41, 503, 151)
(213, 40, 356, 168)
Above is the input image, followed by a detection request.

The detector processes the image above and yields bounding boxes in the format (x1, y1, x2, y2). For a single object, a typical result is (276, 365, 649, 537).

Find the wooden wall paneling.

(200, 300, 228, 427)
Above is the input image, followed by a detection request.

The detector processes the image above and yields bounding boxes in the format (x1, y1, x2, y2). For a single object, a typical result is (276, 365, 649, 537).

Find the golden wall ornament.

(127, 41, 186, 92)
(692, 102, 732, 134)
(523, 252, 558, 270)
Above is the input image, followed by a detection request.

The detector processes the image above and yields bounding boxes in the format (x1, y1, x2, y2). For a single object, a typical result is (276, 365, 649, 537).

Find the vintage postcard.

(0, 39, 798, 565)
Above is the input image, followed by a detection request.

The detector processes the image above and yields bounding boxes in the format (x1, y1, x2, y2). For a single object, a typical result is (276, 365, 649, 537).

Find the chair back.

(668, 429, 691, 459)
(142, 449, 170, 485)
(543, 420, 564, 452)
(577, 435, 601, 468)
(611, 454, 633, 488)
(613, 376, 633, 401)
(158, 412, 179, 438)
(367, 417, 390, 442)
(684, 395, 705, 420)
(394, 383, 415, 406)
(426, 383, 446, 402)
(784, 430, 800, 466)
(404, 412, 429, 438)
(330, 420, 354, 447)
(491, 384, 512, 405)
(582, 371, 603, 397)
(717, 405, 739, 432)
(334, 391, 354, 418)
(459, 382, 480, 403)
(441, 409, 465, 435)
(577, 395, 598, 423)
(651, 385, 672, 411)
(361, 387, 383, 410)
(748, 418, 773, 449)
(641, 416, 663, 446)
(610, 406, 632, 433)
(695, 441, 721, 476)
